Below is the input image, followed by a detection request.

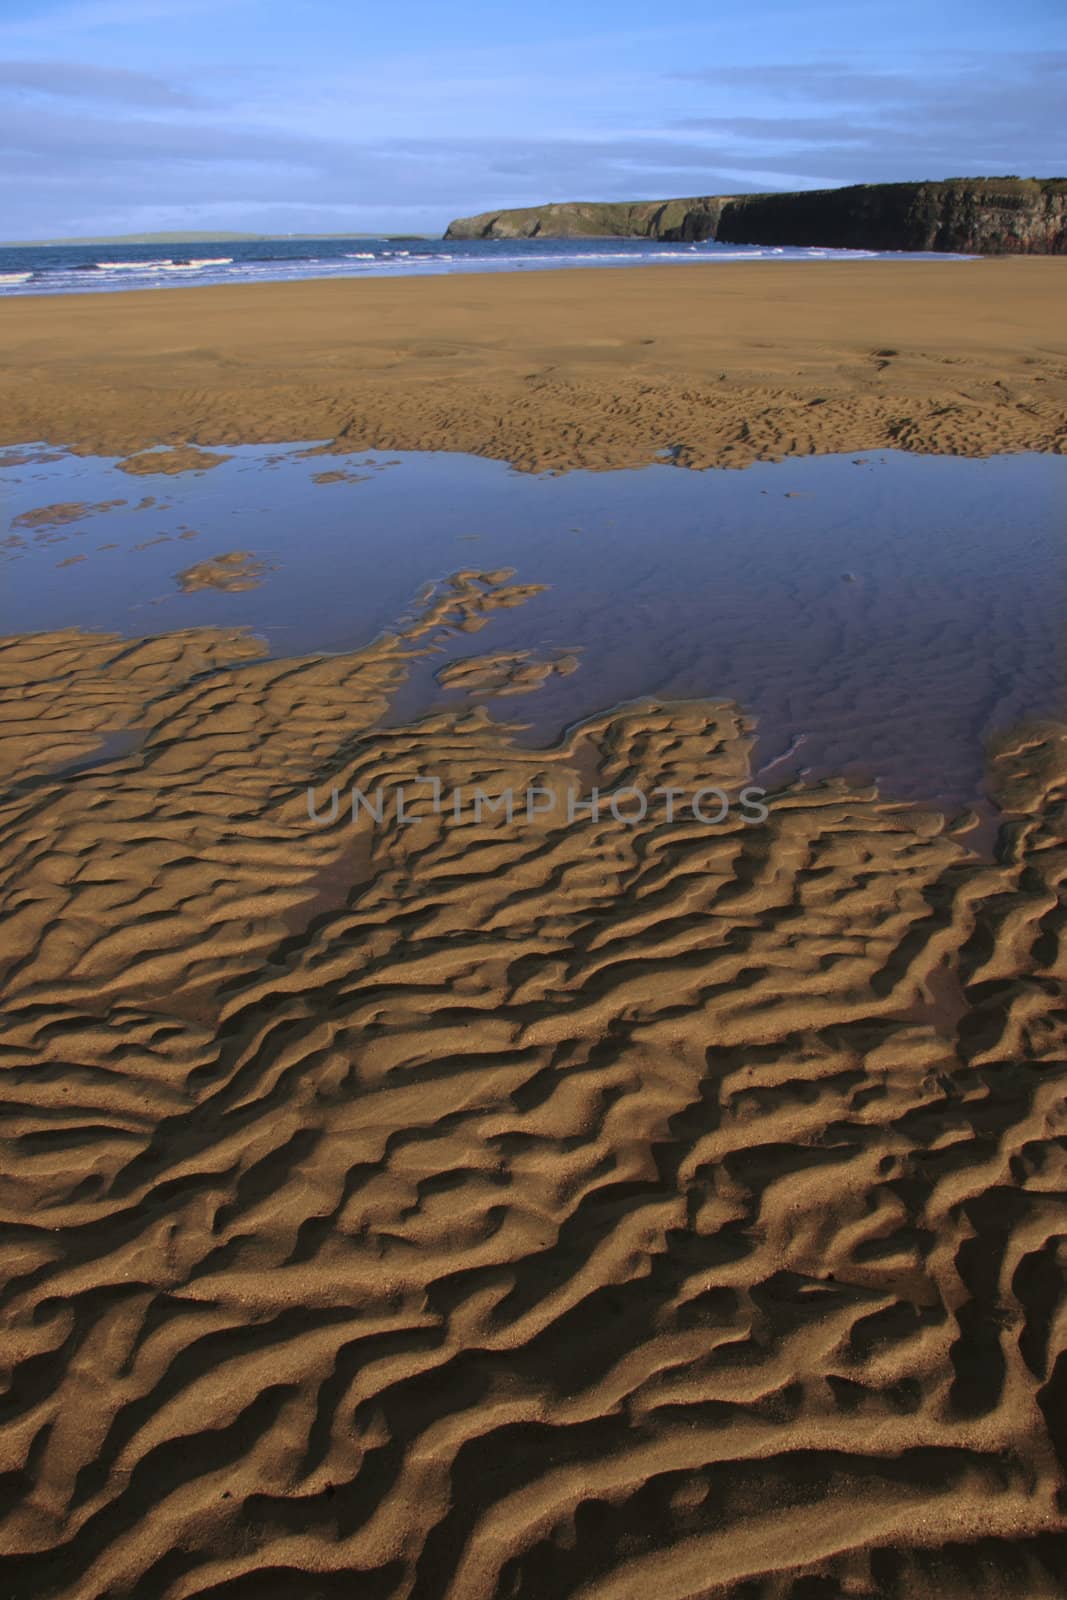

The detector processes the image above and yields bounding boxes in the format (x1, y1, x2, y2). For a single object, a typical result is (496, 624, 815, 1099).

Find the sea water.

(1, 444, 1062, 811)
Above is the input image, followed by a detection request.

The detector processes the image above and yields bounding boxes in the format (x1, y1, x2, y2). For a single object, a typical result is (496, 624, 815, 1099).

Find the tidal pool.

(2, 443, 1063, 811)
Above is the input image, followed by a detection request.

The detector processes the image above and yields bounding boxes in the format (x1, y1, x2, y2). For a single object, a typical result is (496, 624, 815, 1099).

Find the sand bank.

(0, 258, 1065, 469)
(1, 565, 1066, 1594)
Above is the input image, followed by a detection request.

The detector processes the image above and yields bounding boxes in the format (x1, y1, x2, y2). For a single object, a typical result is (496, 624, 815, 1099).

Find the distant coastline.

(1, 230, 433, 247)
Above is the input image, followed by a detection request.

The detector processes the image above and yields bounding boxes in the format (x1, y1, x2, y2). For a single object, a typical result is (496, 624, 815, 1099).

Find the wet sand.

(1, 262, 1066, 1597)
(1, 571, 1066, 1596)
(0, 258, 1065, 469)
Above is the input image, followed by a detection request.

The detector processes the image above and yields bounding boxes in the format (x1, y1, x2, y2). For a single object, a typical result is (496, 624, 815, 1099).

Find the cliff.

(445, 178, 1067, 253)
(443, 197, 732, 242)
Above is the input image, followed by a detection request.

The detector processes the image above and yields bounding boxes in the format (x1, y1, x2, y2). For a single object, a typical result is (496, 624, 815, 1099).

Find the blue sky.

(1, 0, 1063, 238)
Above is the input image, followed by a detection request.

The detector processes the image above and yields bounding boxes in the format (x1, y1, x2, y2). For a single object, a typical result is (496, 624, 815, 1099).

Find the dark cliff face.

(444, 179, 1067, 253)
(714, 181, 1067, 254)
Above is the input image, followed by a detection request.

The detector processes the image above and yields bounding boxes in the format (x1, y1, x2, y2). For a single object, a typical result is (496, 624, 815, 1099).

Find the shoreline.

(1, 257, 1064, 470)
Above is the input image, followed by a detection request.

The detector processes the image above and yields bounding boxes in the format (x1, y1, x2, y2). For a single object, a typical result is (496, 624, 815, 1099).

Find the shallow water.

(2, 443, 1063, 810)
(0, 235, 969, 297)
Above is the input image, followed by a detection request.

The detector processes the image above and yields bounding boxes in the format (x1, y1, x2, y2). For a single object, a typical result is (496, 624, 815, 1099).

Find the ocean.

(0, 234, 968, 296)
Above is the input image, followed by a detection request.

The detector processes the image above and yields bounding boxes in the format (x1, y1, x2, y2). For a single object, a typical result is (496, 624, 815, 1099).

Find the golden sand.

(175, 550, 272, 593)
(0, 259, 1064, 470)
(0, 566, 1065, 1595)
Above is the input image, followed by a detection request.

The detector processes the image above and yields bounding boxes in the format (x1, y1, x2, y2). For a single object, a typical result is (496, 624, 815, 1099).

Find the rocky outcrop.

(443, 197, 732, 241)
(445, 178, 1067, 253)
(442, 201, 593, 240)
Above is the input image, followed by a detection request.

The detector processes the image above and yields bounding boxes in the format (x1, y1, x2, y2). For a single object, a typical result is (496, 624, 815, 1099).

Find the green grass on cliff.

(446, 178, 1067, 245)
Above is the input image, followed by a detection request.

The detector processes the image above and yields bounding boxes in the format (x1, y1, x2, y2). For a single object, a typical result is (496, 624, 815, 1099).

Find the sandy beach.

(2, 259, 1066, 1598)
(0, 258, 1065, 469)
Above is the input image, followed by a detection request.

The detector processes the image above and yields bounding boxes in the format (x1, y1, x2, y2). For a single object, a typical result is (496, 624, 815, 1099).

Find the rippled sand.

(0, 261, 1064, 471)
(175, 551, 272, 593)
(1, 568, 1064, 1598)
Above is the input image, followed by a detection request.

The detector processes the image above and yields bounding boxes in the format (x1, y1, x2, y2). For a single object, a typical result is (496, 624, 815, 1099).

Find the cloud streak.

(0, 59, 201, 105)
(0, 25, 1062, 238)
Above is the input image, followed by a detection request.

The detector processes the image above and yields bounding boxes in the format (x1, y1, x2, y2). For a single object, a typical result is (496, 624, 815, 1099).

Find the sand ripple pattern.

(0, 578, 1065, 1598)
